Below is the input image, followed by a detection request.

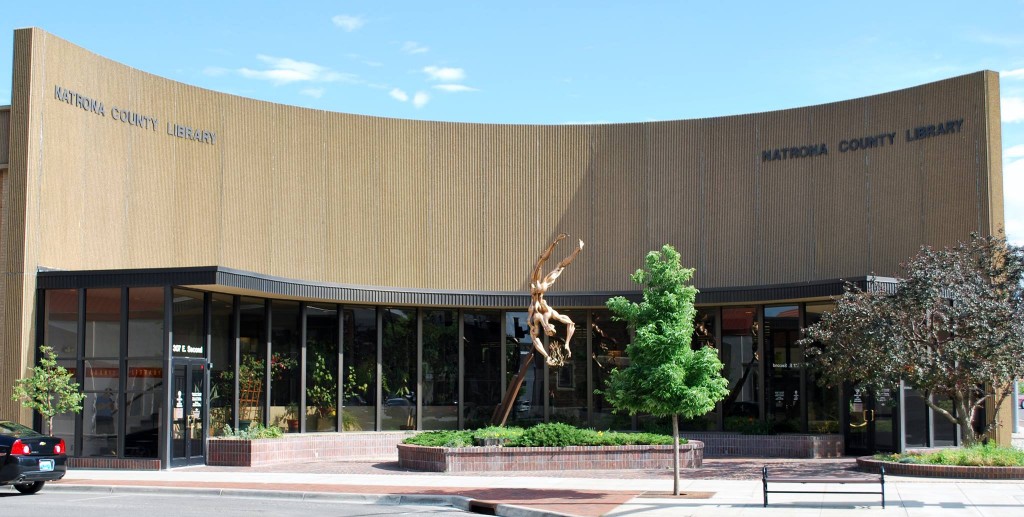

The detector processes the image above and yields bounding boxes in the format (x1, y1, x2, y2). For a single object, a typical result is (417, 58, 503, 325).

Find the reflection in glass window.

(209, 294, 234, 436)
(765, 305, 801, 432)
(721, 307, 759, 431)
(124, 360, 163, 458)
(505, 312, 543, 427)
(85, 288, 121, 358)
(462, 311, 501, 429)
(548, 311, 587, 427)
(170, 289, 203, 358)
(682, 308, 719, 431)
(238, 297, 266, 426)
(45, 289, 79, 360)
(82, 390, 118, 457)
(382, 308, 417, 431)
(306, 303, 338, 432)
(342, 306, 377, 431)
(591, 310, 631, 431)
(128, 287, 164, 358)
(805, 303, 839, 434)
(271, 301, 301, 433)
(422, 310, 458, 430)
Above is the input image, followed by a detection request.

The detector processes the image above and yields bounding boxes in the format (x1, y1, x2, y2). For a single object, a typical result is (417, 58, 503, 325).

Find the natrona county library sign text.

(53, 85, 217, 145)
(761, 118, 964, 162)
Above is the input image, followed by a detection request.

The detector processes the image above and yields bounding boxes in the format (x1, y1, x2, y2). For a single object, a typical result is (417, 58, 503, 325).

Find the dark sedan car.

(0, 420, 67, 494)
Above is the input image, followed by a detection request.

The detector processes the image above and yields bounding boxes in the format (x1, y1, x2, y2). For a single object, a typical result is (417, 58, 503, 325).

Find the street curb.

(45, 482, 574, 517)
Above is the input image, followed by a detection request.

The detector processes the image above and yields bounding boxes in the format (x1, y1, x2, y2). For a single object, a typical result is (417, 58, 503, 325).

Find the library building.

(0, 28, 1008, 468)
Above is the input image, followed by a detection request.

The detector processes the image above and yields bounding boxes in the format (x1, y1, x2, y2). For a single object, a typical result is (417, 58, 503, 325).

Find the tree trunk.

(672, 414, 680, 496)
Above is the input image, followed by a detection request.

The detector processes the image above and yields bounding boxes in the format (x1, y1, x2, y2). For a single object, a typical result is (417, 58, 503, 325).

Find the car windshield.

(0, 421, 42, 438)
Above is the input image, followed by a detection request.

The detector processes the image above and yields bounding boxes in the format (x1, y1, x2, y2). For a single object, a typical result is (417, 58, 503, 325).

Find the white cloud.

(332, 15, 365, 32)
(423, 66, 465, 82)
(203, 66, 229, 77)
(433, 84, 478, 93)
(1002, 97, 1024, 123)
(390, 88, 409, 102)
(300, 88, 325, 99)
(1002, 68, 1024, 79)
(413, 92, 430, 108)
(1004, 155, 1024, 245)
(402, 42, 429, 55)
(237, 55, 353, 85)
(1005, 144, 1024, 158)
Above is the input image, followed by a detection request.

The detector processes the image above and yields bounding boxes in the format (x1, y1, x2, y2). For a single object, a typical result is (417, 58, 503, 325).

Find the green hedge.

(874, 444, 1024, 467)
(402, 422, 677, 448)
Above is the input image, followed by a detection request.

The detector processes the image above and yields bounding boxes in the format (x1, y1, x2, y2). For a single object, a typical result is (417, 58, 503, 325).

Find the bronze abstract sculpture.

(528, 233, 584, 366)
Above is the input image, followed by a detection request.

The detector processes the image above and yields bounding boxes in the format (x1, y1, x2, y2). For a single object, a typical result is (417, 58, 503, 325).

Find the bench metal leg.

(762, 466, 768, 507)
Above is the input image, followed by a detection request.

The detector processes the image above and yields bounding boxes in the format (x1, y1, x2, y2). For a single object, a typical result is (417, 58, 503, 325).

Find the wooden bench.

(762, 465, 885, 508)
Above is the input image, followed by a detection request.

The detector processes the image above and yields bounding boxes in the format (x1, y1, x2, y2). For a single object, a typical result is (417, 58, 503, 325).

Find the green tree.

(11, 345, 85, 434)
(800, 233, 1024, 446)
(601, 244, 729, 495)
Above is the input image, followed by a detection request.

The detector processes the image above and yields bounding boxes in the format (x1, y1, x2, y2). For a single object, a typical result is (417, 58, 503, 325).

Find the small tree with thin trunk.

(600, 245, 729, 495)
(800, 233, 1024, 446)
(11, 345, 85, 434)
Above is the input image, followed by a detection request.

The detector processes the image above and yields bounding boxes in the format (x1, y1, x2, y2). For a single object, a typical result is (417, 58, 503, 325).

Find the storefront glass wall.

(209, 294, 234, 436)
(591, 309, 631, 431)
(422, 309, 458, 429)
(342, 306, 377, 431)
(124, 287, 165, 458)
(82, 288, 121, 457)
(44, 289, 78, 455)
(381, 308, 417, 431)
(805, 303, 840, 434)
(505, 311, 544, 426)
(238, 297, 266, 427)
(462, 311, 501, 429)
(765, 305, 802, 432)
(270, 301, 300, 433)
(548, 311, 588, 427)
(721, 307, 759, 431)
(305, 303, 338, 432)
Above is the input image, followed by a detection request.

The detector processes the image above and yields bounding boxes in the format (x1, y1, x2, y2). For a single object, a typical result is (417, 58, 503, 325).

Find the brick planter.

(857, 457, 1024, 479)
(207, 431, 415, 467)
(397, 441, 704, 473)
(685, 432, 843, 458)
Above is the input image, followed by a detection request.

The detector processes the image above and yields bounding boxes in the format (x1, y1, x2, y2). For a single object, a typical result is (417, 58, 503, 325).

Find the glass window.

(342, 306, 377, 431)
(45, 289, 79, 360)
(209, 294, 234, 436)
(721, 307, 759, 431)
(82, 390, 119, 456)
(238, 297, 266, 427)
(548, 311, 587, 427)
(462, 311, 501, 429)
(422, 309, 458, 430)
(128, 288, 164, 357)
(124, 359, 162, 458)
(505, 311, 543, 427)
(765, 305, 801, 432)
(805, 303, 839, 434)
(85, 288, 121, 358)
(381, 308, 417, 431)
(591, 310, 631, 431)
(270, 300, 301, 433)
(933, 394, 958, 446)
(306, 303, 338, 432)
(171, 289, 203, 358)
(903, 387, 928, 448)
(682, 308, 719, 431)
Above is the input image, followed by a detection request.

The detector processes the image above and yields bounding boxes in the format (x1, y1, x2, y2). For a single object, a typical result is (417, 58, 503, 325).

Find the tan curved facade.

(0, 29, 1005, 436)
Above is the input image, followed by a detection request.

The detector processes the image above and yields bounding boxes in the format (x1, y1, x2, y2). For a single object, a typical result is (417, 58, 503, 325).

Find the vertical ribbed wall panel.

(0, 108, 10, 164)
(6, 29, 1002, 301)
(984, 74, 1004, 236)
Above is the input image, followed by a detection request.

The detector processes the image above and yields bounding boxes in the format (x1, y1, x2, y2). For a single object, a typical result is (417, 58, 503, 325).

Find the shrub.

(472, 426, 525, 441)
(874, 444, 1024, 467)
(510, 422, 586, 447)
(221, 422, 283, 439)
(402, 430, 474, 447)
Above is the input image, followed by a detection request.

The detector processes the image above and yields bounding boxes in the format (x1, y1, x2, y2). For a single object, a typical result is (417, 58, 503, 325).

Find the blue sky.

(2, 1, 1023, 244)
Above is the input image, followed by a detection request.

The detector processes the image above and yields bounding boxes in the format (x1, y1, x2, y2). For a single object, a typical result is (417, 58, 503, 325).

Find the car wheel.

(14, 481, 45, 495)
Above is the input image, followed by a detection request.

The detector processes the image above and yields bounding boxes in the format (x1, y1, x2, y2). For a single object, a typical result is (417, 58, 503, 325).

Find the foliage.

(724, 416, 776, 435)
(599, 245, 729, 419)
(401, 424, 676, 448)
(403, 430, 474, 447)
(11, 345, 85, 434)
(306, 340, 336, 417)
(874, 443, 1024, 467)
(221, 422, 284, 439)
(800, 233, 1024, 445)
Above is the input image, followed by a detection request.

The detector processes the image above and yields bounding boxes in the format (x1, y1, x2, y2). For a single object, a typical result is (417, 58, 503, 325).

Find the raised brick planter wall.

(686, 432, 843, 458)
(207, 431, 415, 467)
(68, 457, 162, 470)
(397, 441, 704, 472)
(857, 457, 1024, 479)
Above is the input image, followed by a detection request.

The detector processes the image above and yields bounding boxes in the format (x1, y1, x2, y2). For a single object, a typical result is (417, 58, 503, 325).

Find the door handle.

(866, 410, 875, 422)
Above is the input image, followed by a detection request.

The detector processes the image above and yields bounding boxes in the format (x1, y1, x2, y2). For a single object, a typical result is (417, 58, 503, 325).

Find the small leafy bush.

(725, 416, 776, 435)
(510, 422, 586, 447)
(875, 444, 1024, 467)
(402, 430, 474, 447)
(221, 422, 283, 439)
(472, 426, 525, 441)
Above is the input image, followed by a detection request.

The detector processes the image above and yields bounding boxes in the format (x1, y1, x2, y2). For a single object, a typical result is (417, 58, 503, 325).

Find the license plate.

(38, 459, 54, 472)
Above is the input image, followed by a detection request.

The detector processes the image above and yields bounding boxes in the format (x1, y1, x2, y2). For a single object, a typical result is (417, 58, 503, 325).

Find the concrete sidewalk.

(45, 458, 1024, 517)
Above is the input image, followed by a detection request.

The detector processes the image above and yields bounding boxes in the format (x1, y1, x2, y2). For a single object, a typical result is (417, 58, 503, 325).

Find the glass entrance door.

(171, 360, 206, 467)
(844, 385, 899, 456)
